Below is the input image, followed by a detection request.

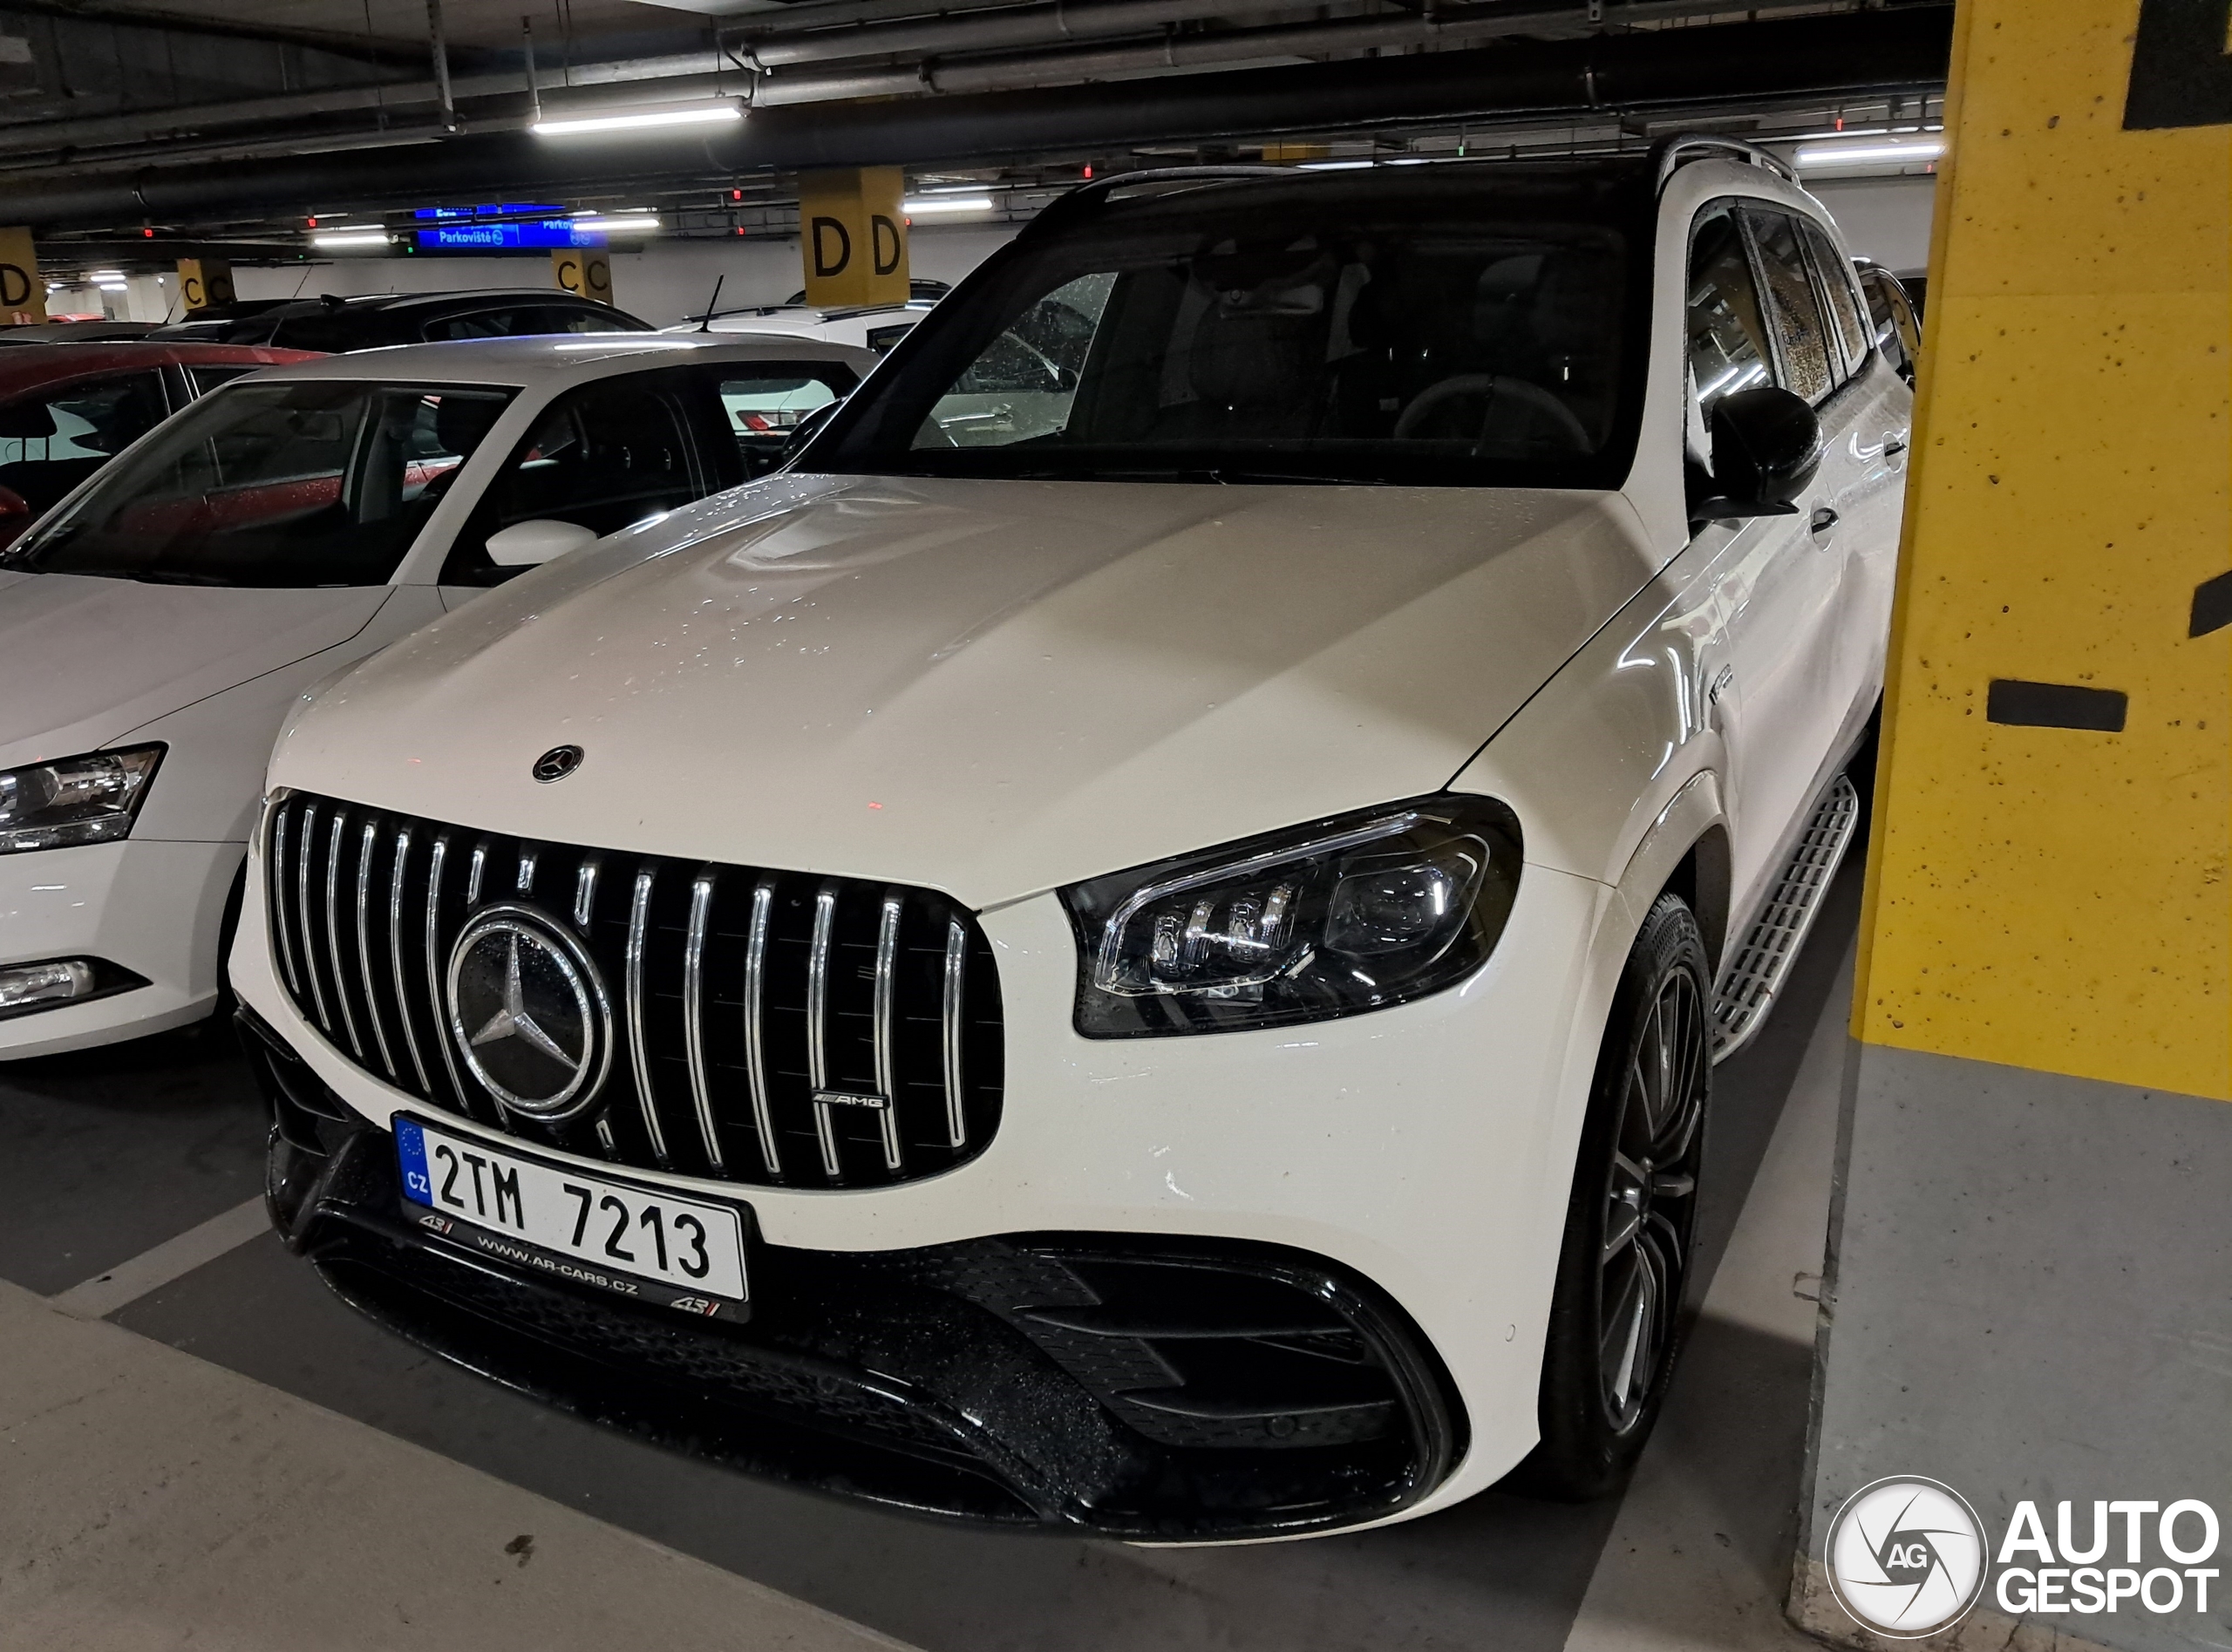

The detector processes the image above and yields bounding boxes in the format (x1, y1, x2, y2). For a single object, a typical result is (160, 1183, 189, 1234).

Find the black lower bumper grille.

(248, 1044, 1463, 1540)
(262, 791, 1002, 1191)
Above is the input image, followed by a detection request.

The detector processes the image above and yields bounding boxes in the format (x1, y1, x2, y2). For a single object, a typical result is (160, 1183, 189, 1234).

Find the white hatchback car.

(0, 332, 873, 1057)
(235, 146, 1908, 1540)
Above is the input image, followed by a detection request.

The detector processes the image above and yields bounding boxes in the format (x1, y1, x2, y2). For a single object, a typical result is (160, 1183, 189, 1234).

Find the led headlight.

(0, 745, 163, 854)
(1063, 794, 1521, 1037)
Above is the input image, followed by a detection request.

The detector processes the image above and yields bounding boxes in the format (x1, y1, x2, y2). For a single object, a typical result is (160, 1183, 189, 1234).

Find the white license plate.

(394, 1115, 747, 1307)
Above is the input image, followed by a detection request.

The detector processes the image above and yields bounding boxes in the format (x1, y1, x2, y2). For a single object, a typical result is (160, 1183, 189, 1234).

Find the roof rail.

(1016, 164, 1290, 244)
(1653, 134, 1801, 193)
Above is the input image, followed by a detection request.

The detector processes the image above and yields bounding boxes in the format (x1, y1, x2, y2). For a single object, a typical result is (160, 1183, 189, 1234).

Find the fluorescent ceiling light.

(85, 269, 123, 280)
(572, 215, 660, 235)
(533, 102, 740, 137)
(1794, 138, 1945, 169)
(98, 282, 126, 292)
(312, 230, 393, 249)
(902, 195, 993, 214)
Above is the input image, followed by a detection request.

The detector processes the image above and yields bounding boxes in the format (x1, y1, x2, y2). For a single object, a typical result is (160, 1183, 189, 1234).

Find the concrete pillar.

(176, 256, 235, 312)
(552, 247, 615, 306)
(796, 168, 908, 309)
(0, 227, 45, 323)
(1792, 2, 2232, 1648)
(119, 273, 169, 323)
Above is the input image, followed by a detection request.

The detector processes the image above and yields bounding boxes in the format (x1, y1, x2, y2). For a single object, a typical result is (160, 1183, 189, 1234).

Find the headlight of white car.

(0, 745, 164, 854)
(1062, 794, 1521, 1037)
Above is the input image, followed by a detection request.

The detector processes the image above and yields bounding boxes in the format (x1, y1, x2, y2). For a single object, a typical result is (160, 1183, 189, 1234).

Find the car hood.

(274, 475, 1659, 907)
(0, 568, 390, 770)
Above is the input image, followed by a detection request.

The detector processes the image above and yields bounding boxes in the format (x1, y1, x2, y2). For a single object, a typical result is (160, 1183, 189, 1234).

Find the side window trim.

(1798, 216, 1871, 387)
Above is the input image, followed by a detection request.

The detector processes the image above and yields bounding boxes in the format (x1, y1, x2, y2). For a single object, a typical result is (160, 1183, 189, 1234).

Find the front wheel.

(1522, 892, 1712, 1499)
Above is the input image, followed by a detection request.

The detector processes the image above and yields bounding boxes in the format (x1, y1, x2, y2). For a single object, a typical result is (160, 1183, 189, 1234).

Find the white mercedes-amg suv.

(232, 143, 1909, 1540)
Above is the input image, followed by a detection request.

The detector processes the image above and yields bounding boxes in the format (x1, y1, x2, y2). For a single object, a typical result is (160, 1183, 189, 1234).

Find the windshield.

(2, 378, 516, 586)
(806, 166, 1651, 487)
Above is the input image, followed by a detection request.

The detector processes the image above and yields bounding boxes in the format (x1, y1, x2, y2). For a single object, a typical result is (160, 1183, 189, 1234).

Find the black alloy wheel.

(1521, 891, 1712, 1499)
(1596, 957, 1705, 1433)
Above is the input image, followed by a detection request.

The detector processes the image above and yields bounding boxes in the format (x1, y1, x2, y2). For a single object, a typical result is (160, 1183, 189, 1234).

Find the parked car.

(0, 341, 312, 548)
(0, 320, 164, 345)
(0, 330, 873, 1058)
(232, 145, 1909, 1540)
(150, 289, 651, 351)
(674, 300, 934, 355)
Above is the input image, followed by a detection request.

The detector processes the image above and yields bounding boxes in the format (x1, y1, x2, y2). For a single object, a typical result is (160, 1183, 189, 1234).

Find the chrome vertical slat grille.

(683, 872, 725, 1173)
(389, 826, 434, 1096)
(742, 879, 780, 1177)
(942, 918, 969, 1152)
(626, 867, 669, 1165)
(355, 818, 397, 1079)
(262, 791, 1006, 1192)
(806, 882, 840, 1179)
(263, 790, 1004, 1187)
(323, 809, 365, 1061)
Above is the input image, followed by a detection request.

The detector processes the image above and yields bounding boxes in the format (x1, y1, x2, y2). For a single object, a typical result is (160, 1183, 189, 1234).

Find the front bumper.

(230, 811, 1622, 1534)
(249, 1022, 1464, 1540)
(0, 838, 243, 1057)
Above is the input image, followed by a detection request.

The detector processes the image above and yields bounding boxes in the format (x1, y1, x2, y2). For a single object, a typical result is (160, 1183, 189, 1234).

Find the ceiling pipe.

(747, 0, 1850, 105)
(738, 0, 1333, 70)
(1, 8, 1952, 233)
(0, 0, 1871, 157)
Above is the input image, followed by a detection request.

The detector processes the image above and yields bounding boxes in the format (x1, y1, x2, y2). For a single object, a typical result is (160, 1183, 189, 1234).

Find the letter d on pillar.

(0, 228, 45, 324)
(797, 168, 907, 309)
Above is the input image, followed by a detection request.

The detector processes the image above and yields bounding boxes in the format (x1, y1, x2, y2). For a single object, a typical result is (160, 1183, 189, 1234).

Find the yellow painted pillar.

(176, 256, 235, 312)
(553, 248, 615, 306)
(1854, 0, 2232, 1098)
(0, 228, 45, 324)
(796, 168, 908, 309)
(1794, 7, 2232, 1643)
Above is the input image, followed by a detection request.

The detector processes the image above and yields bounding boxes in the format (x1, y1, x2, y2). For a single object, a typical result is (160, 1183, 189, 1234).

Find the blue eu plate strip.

(394, 1118, 433, 1207)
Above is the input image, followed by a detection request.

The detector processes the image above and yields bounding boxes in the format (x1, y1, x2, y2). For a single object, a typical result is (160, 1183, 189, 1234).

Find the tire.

(1521, 891, 1713, 1499)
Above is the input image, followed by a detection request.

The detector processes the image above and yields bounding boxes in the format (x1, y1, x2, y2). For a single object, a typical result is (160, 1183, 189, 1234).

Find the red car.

(0, 342, 314, 547)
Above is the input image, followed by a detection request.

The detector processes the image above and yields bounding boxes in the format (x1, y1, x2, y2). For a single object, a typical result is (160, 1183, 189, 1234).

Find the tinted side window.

(1801, 219, 1871, 377)
(1684, 207, 1773, 443)
(1742, 208, 1834, 404)
(443, 371, 705, 584)
(420, 307, 530, 342)
(0, 370, 169, 516)
(187, 363, 257, 396)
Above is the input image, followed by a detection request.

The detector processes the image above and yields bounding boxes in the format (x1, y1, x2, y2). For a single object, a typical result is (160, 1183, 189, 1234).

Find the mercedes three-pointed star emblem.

(445, 904, 612, 1118)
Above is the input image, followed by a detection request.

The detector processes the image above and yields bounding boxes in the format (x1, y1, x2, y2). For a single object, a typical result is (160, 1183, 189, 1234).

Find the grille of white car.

(262, 791, 1004, 1189)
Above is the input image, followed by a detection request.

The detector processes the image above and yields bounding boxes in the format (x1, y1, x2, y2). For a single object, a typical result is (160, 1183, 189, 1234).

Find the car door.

(0, 368, 171, 547)
(1801, 221, 1912, 745)
(1681, 203, 1850, 915)
(435, 366, 730, 605)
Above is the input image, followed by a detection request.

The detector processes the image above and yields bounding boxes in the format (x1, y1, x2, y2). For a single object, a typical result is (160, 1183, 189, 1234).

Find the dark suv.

(151, 289, 650, 352)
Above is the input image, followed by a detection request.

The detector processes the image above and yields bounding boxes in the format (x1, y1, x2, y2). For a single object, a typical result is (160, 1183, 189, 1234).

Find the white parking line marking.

(50, 1196, 272, 1320)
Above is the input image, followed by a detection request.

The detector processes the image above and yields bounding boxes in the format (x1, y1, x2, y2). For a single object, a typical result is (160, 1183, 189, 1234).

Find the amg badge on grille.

(532, 744, 584, 783)
(445, 904, 613, 1118)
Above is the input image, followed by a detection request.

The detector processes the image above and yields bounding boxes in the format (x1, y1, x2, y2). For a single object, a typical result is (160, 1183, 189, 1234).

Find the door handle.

(1810, 506, 1841, 539)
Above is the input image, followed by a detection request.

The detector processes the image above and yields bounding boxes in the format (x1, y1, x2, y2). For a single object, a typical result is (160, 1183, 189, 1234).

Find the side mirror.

(0, 485, 31, 521)
(1695, 387, 1822, 522)
(484, 518, 599, 568)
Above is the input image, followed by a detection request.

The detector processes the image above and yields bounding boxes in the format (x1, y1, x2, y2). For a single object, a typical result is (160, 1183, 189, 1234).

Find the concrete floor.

(0, 861, 1862, 1652)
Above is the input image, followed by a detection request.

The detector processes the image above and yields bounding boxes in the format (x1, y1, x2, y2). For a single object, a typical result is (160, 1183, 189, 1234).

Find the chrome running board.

(1711, 773, 1861, 1064)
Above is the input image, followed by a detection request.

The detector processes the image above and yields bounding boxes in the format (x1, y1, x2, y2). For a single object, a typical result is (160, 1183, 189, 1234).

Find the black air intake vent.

(264, 791, 1003, 1190)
